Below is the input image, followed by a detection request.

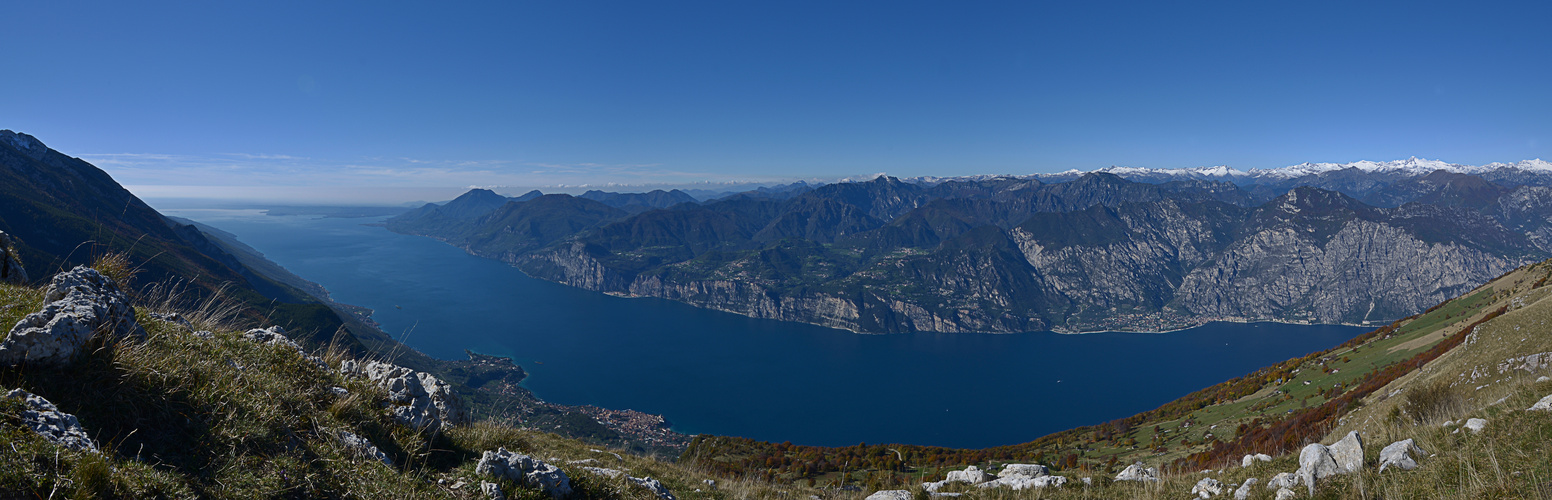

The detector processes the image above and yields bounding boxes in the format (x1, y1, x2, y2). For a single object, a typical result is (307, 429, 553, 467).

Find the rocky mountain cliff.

(389, 167, 1552, 333)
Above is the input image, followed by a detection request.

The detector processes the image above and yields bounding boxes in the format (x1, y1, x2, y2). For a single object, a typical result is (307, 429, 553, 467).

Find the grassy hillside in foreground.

(0, 266, 809, 499)
(683, 261, 1552, 498)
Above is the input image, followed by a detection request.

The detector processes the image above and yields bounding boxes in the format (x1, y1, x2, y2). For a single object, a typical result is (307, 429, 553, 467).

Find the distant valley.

(388, 158, 1552, 333)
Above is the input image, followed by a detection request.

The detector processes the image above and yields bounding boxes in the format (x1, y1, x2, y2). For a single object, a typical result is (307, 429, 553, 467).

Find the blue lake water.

(169, 209, 1368, 449)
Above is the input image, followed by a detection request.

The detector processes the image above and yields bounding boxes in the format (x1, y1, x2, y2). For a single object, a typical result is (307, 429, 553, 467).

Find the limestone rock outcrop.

(628, 476, 676, 500)
(1330, 431, 1364, 473)
(580, 467, 677, 500)
(1233, 478, 1258, 500)
(476, 448, 572, 499)
(1378, 439, 1426, 473)
(864, 491, 912, 500)
(944, 465, 991, 484)
(149, 312, 195, 332)
(243, 326, 328, 370)
(1463, 418, 1487, 434)
(341, 359, 470, 433)
(1297, 443, 1341, 496)
(4, 388, 96, 452)
(1529, 394, 1552, 411)
(0, 266, 144, 366)
(1115, 462, 1159, 482)
(975, 475, 1066, 490)
(337, 429, 393, 466)
(998, 464, 1050, 478)
(0, 230, 25, 285)
(1265, 472, 1299, 490)
(481, 481, 505, 500)
(1241, 453, 1272, 468)
(1191, 477, 1223, 498)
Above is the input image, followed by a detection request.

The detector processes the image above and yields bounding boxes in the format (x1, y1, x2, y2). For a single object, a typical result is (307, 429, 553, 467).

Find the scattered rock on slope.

(1265, 472, 1299, 490)
(581, 467, 678, 500)
(1378, 439, 1427, 473)
(1115, 462, 1160, 482)
(1233, 478, 1258, 500)
(1241, 453, 1272, 468)
(976, 475, 1066, 490)
(4, 388, 97, 452)
(998, 463, 1050, 478)
(0, 266, 144, 366)
(336, 429, 393, 466)
(1528, 394, 1552, 411)
(243, 326, 328, 370)
(945, 465, 991, 484)
(1191, 477, 1223, 498)
(1297, 443, 1341, 496)
(476, 448, 573, 499)
(1329, 431, 1364, 473)
(341, 359, 471, 433)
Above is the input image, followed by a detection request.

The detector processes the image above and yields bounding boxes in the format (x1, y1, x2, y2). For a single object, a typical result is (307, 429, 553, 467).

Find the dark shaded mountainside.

(0, 130, 686, 456)
(389, 169, 1552, 333)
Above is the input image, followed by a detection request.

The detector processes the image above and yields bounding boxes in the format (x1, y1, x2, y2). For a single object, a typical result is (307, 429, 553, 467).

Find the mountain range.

(388, 159, 1552, 333)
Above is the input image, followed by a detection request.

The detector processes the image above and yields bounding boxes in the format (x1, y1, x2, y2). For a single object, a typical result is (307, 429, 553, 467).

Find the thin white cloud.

(82, 152, 856, 205)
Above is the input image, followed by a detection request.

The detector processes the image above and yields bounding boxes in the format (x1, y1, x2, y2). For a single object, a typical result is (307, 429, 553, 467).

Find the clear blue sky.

(5, 1, 1550, 203)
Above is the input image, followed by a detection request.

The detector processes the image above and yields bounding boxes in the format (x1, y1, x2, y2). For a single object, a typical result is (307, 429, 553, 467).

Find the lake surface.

(169, 209, 1368, 449)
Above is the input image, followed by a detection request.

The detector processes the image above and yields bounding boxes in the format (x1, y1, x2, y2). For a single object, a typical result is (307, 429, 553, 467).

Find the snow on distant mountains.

(906, 158, 1552, 185)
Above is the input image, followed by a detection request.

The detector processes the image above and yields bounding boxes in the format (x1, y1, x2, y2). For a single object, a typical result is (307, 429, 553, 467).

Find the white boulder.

(1275, 487, 1297, 500)
(944, 465, 991, 484)
(476, 448, 572, 498)
(1527, 394, 1552, 411)
(480, 481, 505, 500)
(628, 476, 677, 500)
(864, 491, 912, 500)
(1330, 431, 1364, 473)
(1233, 478, 1258, 500)
(1266, 472, 1299, 490)
(1115, 462, 1159, 482)
(244, 326, 328, 370)
(1191, 477, 1223, 498)
(1377, 439, 1426, 473)
(1297, 443, 1341, 496)
(0, 266, 145, 366)
(975, 475, 1065, 490)
(342, 359, 471, 433)
(1464, 418, 1487, 434)
(336, 429, 393, 466)
(1242, 453, 1272, 468)
(4, 389, 96, 452)
(997, 463, 1049, 478)
(581, 467, 676, 500)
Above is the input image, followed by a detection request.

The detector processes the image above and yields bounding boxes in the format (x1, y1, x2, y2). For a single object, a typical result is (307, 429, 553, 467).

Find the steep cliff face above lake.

(388, 167, 1552, 333)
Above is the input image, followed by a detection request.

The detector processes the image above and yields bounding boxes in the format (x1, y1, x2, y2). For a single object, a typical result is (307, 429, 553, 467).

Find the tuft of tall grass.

(89, 252, 138, 290)
(135, 279, 247, 333)
(1400, 378, 1467, 426)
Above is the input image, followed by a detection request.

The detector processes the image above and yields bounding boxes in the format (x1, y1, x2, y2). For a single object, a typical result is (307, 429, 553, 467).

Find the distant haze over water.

(173, 209, 1367, 448)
